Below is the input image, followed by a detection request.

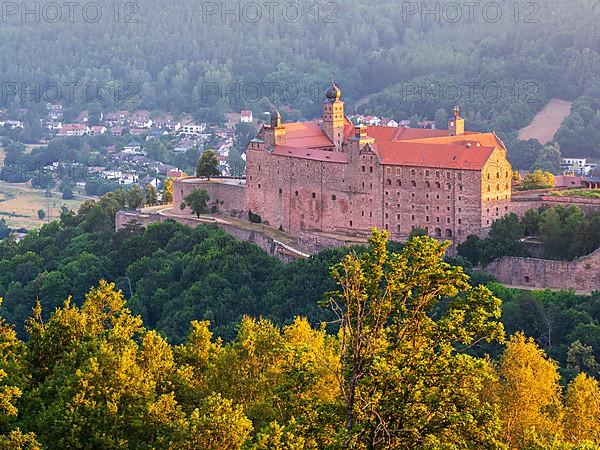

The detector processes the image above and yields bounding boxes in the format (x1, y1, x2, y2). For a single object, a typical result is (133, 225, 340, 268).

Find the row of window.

(487, 184, 509, 191)
(384, 167, 463, 180)
(270, 187, 468, 205)
(487, 171, 510, 179)
(347, 220, 459, 238)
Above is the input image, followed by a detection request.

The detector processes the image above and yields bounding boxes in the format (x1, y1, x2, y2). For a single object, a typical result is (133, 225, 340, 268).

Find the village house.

(380, 118, 399, 127)
(154, 114, 181, 131)
(128, 110, 153, 129)
(88, 125, 107, 136)
(110, 127, 125, 137)
(57, 123, 87, 136)
(47, 104, 63, 120)
(179, 123, 206, 136)
(240, 110, 253, 123)
(46, 121, 62, 131)
(105, 111, 129, 127)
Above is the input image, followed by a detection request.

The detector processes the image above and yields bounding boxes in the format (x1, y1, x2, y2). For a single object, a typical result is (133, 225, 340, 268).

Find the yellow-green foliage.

(1, 234, 600, 449)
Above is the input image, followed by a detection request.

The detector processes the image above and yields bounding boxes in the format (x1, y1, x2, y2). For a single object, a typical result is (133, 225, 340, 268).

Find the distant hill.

(0, 0, 598, 132)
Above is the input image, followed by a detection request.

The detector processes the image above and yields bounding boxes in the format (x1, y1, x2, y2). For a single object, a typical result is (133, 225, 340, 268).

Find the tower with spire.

(322, 80, 345, 151)
(448, 105, 464, 136)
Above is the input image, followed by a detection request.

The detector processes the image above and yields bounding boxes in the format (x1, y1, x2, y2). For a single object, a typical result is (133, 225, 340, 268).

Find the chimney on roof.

(355, 124, 367, 139)
(448, 106, 464, 136)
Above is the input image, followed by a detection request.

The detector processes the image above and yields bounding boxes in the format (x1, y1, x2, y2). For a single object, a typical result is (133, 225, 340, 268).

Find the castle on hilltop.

(242, 82, 513, 243)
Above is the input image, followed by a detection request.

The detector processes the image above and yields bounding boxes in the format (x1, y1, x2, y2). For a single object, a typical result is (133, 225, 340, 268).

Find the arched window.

(434, 227, 442, 237)
(387, 179, 392, 186)
(445, 228, 452, 238)
(396, 180, 401, 187)
(411, 180, 416, 187)
(425, 181, 431, 188)
(435, 182, 441, 189)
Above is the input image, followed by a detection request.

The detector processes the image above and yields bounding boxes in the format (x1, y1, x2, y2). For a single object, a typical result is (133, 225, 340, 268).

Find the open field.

(0, 182, 87, 229)
(518, 99, 572, 144)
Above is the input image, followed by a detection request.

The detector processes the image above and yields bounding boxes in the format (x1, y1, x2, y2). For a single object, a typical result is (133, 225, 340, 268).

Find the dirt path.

(518, 99, 572, 144)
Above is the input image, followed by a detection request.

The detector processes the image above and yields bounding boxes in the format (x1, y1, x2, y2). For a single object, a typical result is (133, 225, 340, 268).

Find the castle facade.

(244, 83, 513, 243)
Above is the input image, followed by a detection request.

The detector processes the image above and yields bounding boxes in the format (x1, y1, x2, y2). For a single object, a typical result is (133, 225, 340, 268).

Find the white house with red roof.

(57, 123, 87, 136)
(240, 110, 253, 123)
(88, 125, 107, 136)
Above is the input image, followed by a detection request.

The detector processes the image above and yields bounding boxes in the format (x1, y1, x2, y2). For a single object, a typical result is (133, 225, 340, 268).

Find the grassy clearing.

(517, 99, 572, 144)
(550, 189, 600, 199)
(0, 182, 86, 229)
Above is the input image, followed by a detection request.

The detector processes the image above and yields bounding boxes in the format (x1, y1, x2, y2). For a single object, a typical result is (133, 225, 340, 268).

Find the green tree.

(196, 150, 221, 179)
(457, 234, 482, 265)
(144, 184, 158, 206)
(36, 209, 45, 221)
(477, 213, 528, 264)
(532, 142, 562, 173)
(326, 230, 505, 448)
(62, 185, 74, 200)
(518, 169, 555, 190)
(180, 189, 210, 218)
(540, 206, 584, 259)
(0, 219, 10, 240)
(127, 185, 145, 209)
(434, 107, 448, 130)
(162, 178, 174, 203)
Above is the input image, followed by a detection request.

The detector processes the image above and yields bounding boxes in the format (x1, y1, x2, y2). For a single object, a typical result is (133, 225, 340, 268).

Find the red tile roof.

(374, 141, 495, 171)
(267, 120, 500, 170)
(366, 126, 503, 170)
(273, 145, 348, 163)
(280, 121, 335, 148)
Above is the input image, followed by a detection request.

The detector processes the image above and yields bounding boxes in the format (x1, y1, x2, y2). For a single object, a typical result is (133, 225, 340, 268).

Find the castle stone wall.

(173, 178, 246, 216)
(484, 248, 600, 293)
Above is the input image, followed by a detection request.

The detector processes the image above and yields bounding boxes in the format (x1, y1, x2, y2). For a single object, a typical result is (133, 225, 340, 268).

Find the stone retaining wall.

(484, 248, 600, 293)
(116, 211, 307, 263)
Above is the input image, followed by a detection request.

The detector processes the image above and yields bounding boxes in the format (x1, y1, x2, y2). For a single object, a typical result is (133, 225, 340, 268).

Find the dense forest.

(0, 191, 343, 342)
(2, 0, 600, 148)
(3, 230, 600, 448)
(0, 192, 600, 382)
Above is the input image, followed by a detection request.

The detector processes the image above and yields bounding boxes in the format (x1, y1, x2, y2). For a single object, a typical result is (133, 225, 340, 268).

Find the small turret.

(270, 109, 281, 128)
(448, 106, 464, 136)
(269, 110, 286, 145)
